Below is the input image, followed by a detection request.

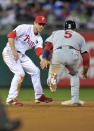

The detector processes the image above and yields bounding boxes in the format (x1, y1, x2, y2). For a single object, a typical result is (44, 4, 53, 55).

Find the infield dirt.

(5, 101, 94, 131)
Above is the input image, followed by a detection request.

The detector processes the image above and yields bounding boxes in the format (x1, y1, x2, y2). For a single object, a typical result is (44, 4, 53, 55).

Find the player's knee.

(21, 74, 25, 78)
(69, 71, 78, 76)
(35, 67, 40, 75)
(20, 75, 24, 82)
(18, 72, 25, 82)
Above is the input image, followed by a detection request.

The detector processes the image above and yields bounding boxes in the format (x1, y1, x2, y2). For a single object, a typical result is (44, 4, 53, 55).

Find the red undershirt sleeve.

(35, 48, 43, 57)
(81, 52, 90, 67)
(44, 42, 53, 51)
(7, 31, 16, 38)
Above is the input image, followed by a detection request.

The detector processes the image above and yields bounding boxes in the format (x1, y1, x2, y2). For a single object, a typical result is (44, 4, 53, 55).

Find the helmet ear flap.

(64, 20, 76, 30)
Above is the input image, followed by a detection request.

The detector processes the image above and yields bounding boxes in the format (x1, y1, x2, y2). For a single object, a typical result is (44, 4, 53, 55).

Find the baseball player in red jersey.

(40, 20, 90, 106)
(2, 16, 53, 106)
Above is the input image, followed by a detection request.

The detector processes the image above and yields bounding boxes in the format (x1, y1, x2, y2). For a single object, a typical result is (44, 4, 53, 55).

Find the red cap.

(35, 16, 46, 24)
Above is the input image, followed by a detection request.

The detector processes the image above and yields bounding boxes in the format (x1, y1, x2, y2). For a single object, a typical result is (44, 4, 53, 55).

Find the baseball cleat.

(35, 94, 53, 103)
(61, 100, 85, 106)
(49, 73, 57, 92)
(6, 99, 23, 106)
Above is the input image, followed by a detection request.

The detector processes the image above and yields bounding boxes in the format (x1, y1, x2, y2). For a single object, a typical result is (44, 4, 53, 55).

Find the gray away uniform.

(45, 29, 88, 103)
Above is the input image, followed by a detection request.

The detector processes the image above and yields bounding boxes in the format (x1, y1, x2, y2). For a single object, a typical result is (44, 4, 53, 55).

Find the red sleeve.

(7, 31, 16, 38)
(35, 48, 43, 57)
(44, 42, 53, 51)
(81, 52, 90, 67)
(44, 42, 53, 60)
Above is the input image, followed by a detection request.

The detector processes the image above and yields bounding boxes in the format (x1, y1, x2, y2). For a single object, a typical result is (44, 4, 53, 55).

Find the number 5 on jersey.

(64, 31, 72, 38)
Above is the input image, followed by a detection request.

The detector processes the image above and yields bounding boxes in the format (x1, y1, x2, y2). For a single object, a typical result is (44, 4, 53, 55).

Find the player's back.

(52, 29, 84, 51)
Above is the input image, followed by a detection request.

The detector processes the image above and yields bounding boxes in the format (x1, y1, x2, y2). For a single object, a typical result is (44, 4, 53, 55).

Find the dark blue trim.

(42, 50, 50, 60)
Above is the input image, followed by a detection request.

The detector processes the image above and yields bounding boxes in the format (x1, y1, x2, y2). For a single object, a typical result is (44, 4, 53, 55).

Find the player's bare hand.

(40, 58, 48, 69)
(82, 71, 87, 78)
(12, 50, 19, 61)
(46, 61, 50, 69)
(81, 66, 88, 78)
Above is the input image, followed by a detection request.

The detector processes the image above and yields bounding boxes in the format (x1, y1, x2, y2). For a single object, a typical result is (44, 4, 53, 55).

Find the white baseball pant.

(48, 46, 80, 103)
(2, 47, 43, 102)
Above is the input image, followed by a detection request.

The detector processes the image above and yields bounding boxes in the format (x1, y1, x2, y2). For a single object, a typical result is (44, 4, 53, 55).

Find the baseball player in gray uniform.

(40, 20, 90, 106)
(2, 16, 52, 106)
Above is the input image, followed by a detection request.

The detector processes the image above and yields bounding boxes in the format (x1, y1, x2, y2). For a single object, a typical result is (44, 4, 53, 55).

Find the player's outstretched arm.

(8, 31, 19, 61)
(40, 41, 53, 69)
(40, 58, 49, 69)
(81, 52, 90, 78)
(8, 38, 18, 61)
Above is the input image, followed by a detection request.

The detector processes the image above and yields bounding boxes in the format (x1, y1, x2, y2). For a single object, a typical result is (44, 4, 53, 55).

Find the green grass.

(0, 87, 94, 101)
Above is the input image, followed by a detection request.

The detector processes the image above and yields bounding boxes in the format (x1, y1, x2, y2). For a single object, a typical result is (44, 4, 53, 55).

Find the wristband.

(42, 50, 50, 60)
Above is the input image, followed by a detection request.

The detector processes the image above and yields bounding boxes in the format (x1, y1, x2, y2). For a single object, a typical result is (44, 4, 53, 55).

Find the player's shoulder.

(75, 31, 85, 40)
(17, 24, 32, 29)
(54, 30, 64, 33)
(52, 30, 65, 35)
